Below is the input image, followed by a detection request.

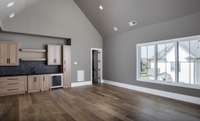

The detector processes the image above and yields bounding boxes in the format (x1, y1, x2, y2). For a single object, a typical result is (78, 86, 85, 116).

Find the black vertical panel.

(92, 50, 99, 84)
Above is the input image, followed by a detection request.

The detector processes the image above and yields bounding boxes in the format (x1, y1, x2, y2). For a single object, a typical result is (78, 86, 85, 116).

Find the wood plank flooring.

(0, 84, 200, 121)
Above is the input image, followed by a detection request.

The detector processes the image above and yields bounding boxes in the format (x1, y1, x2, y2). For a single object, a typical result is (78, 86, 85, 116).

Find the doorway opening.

(91, 48, 103, 85)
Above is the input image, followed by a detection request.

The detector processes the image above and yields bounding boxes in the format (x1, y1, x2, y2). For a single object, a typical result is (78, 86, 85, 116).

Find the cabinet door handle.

(33, 77, 37, 82)
(54, 59, 56, 63)
(8, 82, 19, 85)
(7, 58, 10, 64)
(7, 88, 19, 91)
(7, 78, 18, 80)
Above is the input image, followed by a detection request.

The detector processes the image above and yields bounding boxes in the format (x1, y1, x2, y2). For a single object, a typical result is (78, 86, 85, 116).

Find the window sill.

(137, 79, 200, 90)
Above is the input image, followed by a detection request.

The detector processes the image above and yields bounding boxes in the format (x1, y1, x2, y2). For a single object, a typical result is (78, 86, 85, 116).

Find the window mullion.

(175, 41, 179, 83)
(165, 44, 167, 81)
(137, 46, 141, 80)
(155, 44, 158, 81)
(189, 40, 191, 84)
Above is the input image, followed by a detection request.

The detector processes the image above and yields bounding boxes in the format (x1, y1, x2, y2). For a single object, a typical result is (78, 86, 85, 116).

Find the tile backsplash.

(0, 60, 61, 76)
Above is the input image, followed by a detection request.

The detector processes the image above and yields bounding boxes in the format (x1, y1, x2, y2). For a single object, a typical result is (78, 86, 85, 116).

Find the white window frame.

(136, 35, 200, 89)
(137, 43, 156, 81)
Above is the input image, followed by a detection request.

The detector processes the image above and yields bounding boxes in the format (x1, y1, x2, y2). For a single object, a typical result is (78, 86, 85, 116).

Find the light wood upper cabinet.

(47, 45, 61, 65)
(63, 45, 71, 88)
(0, 42, 18, 66)
(8, 43, 18, 65)
(55, 46, 61, 64)
(47, 45, 54, 64)
(0, 43, 7, 65)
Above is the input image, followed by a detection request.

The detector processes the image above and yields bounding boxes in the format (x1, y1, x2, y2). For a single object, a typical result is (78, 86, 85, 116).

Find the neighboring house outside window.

(137, 36, 200, 87)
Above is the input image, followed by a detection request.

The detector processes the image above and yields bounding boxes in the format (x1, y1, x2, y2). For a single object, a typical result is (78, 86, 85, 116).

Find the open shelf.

(20, 48, 46, 53)
(19, 48, 47, 61)
(20, 58, 46, 61)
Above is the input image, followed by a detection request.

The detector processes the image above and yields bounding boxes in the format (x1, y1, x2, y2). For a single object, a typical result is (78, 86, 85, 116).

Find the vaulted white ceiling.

(1, 0, 200, 38)
(74, 0, 200, 37)
(0, 0, 39, 25)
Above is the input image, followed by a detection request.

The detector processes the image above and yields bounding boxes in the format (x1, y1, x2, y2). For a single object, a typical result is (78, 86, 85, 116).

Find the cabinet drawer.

(0, 76, 27, 96)
(0, 81, 25, 89)
(0, 88, 4, 95)
(0, 76, 27, 91)
(3, 87, 25, 93)
(0, 87, 25, 96)
(0, 76, 26, 82)
(0, 76, 26, 81)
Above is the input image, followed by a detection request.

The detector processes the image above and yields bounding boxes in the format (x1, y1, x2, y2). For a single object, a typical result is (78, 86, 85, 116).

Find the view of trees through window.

(157, 43, 176, 82)
(137, 39, 200, 86)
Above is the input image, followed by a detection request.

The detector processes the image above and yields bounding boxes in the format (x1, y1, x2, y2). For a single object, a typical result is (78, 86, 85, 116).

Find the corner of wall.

(0, 20, 2, 30)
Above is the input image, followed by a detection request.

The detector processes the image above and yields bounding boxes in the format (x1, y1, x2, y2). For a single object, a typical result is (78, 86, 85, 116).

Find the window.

(157, 42, 176, 82)
(179, 40, 200, 85)
(178, 40, 190, 84)
(138, 45, 155, 80)
(190, 40, 200, 85)
(137, 35, 200, 88)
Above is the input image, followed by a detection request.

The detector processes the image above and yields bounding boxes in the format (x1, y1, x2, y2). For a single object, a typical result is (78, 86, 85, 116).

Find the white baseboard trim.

(71, 81, 92, 87)
(103, 80, 200, 105)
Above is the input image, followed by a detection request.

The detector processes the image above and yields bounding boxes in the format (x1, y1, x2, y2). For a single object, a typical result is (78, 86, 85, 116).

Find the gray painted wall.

(103, 12, 200, 97)
(1, 0, 103, 82)
(0, 32, 65, 49)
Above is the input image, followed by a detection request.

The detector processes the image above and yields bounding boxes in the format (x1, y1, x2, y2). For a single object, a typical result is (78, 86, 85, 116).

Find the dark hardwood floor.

(0, 84, 200, 121)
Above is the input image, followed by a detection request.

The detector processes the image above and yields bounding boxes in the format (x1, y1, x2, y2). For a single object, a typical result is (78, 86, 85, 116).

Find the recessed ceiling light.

(7, 2, 15, 8)
(9, 13, 15, 18)
(113, 27, 118, 31)
(128, 20, 137, 27)
(99, 5, 103, 10)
